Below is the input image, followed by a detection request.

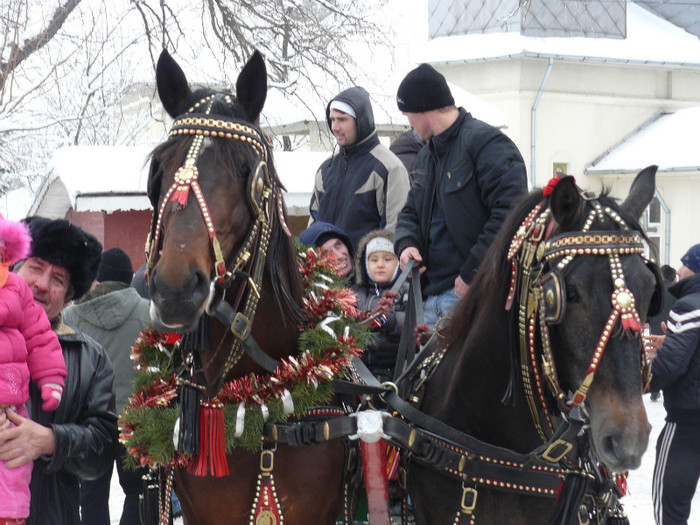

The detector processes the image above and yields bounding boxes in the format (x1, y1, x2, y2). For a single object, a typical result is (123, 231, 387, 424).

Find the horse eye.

(566, 285, 579, 303)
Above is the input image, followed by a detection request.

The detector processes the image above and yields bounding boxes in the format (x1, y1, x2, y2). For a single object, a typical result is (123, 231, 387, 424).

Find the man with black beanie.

(0, 217, 118, 525)
(394, 63, 528, 328)
(63, 247, 149, 525)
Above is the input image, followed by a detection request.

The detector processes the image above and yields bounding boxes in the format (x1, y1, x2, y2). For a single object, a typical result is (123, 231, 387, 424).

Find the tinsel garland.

(119, 246, 369, 469)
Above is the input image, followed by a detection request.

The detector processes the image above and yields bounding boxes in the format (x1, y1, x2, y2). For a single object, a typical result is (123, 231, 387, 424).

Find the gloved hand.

(40, 381, 64, 412)
(415, 324, 431, 346)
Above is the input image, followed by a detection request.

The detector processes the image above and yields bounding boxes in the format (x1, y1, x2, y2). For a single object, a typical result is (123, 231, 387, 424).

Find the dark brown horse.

(145, 50, 346, 524)
(404, 167, 660, 524)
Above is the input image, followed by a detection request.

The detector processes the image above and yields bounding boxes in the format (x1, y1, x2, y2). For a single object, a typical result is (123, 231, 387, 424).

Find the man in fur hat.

(0, 217, 118, 525)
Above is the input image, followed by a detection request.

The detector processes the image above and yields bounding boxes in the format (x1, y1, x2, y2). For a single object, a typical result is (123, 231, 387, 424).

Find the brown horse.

(402, 167, 661, 524)
(145, 50, 346, 524)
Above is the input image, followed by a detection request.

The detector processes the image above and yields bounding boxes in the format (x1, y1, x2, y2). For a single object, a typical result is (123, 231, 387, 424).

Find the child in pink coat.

(0, 213, 67, 523)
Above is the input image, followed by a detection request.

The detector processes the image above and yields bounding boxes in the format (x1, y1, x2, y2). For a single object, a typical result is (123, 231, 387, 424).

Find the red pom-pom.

(543, 177, 560, 197)
(543, 175, 576, 197)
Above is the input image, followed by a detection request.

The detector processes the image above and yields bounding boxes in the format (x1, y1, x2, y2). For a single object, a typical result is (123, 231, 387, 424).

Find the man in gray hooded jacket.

(309, 86, 410, 250)
(63, 247, 149, 525)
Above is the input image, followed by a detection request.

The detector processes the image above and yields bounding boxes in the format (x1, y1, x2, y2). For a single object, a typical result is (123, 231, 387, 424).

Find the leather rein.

(145, 94, 288, 391)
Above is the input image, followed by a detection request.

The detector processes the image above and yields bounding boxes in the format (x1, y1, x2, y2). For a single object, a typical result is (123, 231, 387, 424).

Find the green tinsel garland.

(120, 247, 371, 469)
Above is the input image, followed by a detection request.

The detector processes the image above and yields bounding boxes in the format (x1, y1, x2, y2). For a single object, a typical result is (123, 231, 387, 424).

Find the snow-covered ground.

(108, 394, 698, 524)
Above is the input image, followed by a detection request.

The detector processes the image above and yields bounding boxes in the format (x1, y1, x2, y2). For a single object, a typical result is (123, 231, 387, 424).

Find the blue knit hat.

(681, 243, 700, 274)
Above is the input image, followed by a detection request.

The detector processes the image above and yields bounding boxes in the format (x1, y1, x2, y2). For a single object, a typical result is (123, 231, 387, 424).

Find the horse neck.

(427, 303, 544, 452)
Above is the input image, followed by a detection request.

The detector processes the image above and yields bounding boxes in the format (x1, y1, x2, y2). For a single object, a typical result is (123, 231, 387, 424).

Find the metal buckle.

(260, 449, 274, 472)
(542, 438, 573, 462)
(231, 312, 251, 339)
(461, 486, 478, 514)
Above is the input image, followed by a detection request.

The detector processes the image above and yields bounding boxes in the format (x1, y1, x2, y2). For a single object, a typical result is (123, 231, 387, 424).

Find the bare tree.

(0, 0, 394, 194)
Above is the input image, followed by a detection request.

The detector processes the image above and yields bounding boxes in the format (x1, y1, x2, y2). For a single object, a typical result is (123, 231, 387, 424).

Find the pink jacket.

(0, 272, 67, 406)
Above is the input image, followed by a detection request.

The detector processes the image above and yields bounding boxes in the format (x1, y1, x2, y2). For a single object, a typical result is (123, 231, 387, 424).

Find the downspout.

(530, 57, 553, 188)
(655, 188, 671, 265)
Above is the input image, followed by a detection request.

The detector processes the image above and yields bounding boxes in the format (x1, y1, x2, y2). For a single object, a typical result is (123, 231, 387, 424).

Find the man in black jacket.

(309, 86, 410, 250)
(0, 217, 117, 525)
(647, 243, 700, 525)
(394, 63, 528, 328)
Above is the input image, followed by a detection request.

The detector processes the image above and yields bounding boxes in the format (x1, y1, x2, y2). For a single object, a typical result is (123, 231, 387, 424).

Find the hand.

(0, 408, 56, 468)
(0, 407, 9, 431)
(415, 324, 431, 346)
(400, 247, 426, 275)
(41, 383, 63, 412)
(454, 275, 470, 297)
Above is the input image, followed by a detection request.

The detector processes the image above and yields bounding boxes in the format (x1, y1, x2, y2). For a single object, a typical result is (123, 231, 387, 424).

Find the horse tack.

(146, 95, 281, 384)
(506, 194, 650, 441)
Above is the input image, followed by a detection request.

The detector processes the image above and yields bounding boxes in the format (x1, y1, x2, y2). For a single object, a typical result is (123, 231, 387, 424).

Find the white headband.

(329, 100, 356, 119)
(365, 237, 394, 257)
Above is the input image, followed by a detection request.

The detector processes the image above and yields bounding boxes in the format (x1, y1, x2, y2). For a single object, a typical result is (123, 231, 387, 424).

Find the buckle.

(461, 486, 478, 514)
(231, 312, 251, 339)
(260, 449, 274, 472)
(542, 438, 573, 462)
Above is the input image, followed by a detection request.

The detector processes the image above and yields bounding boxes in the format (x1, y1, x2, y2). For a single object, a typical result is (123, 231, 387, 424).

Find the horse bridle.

(146, 94, 288, 385)
(506, 195, 652, 446)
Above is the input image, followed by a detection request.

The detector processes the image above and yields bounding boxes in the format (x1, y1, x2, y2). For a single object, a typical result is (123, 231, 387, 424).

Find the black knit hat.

(397, 63, 455, 113)
(22, 217, 103, 300)
(97, 247, 134, 285)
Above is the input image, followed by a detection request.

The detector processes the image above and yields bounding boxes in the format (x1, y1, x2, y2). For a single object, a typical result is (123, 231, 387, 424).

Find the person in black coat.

(646, 244, 700, 525)
(394, 63, 528, 328)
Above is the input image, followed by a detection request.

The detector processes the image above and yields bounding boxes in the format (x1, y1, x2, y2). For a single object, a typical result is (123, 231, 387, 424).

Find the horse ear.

(156, 49, 192, 119)
(235, 50, 267, 124)
(549, 176, 582, 230)
(620, 165, 658, 220)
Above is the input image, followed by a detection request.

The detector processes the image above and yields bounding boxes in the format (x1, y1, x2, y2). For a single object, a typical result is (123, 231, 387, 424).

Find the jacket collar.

(429, 107, 469, 156)
(340, 129, 380, 157)
(670, 272, 700, 298)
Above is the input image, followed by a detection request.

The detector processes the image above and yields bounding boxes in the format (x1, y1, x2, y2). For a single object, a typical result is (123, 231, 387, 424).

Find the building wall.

(66, 209, 152, 273)
(437, 57, 700, 263)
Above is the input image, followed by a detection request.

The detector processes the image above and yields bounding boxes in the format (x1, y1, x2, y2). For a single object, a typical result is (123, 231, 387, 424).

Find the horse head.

(543, 165, 659, 471)
(145, 50, 303, 392)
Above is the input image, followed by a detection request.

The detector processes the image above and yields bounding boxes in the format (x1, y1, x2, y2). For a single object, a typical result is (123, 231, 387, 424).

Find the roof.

(27, 145, 326, 218)
(420, 3, 700, 68)
(586, 107, 700, 174)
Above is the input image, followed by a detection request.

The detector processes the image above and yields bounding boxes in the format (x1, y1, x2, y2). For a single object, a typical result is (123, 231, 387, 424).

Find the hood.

(354, 229, 397, 287)
(326, 86, 375, 144)
(670, 272, 700, 299)
(299, 221, 355, 257)
(64, 285, 145, 331)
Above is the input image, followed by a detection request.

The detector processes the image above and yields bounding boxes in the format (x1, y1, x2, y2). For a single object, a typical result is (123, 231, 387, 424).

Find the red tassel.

(187, 401, 229, 477)
(621, 314, 640, 333)
(617, 472, 628, 497)
(171, 186, 190, 208)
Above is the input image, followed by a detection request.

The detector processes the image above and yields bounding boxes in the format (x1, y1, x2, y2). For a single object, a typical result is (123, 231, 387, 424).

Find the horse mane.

(151, 87, 306, 326)
(443, 183, 651, 348)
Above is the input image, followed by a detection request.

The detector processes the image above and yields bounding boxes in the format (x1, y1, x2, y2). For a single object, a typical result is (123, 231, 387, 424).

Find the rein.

(146, 94, 286, 389)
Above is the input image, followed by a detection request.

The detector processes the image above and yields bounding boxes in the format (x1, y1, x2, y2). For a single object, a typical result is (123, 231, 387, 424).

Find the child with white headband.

(353, 230, 407, 382)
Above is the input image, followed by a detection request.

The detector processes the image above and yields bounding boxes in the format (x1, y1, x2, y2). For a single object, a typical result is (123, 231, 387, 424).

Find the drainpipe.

(655, 188, 671, 265)
(530, 57, 553, 189)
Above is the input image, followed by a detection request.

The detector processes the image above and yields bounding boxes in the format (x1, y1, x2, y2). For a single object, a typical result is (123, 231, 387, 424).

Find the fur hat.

(397, 63, 455, 113)
(97, 247, 134, 285)
(0, 212, 31, 265)
(681, 243, 700, 274)
(22, 216, 103, 300)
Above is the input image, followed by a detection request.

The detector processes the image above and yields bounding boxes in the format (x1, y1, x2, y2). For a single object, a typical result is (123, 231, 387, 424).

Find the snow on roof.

(1, 186, 36, 221)
(420, 3, 700, 68)
(586, 107, 700, 174)
(32, 145, 325, 217)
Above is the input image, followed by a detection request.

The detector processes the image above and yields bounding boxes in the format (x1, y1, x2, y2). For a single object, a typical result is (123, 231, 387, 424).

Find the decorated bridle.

(505, 182, 650, 445)
(145, 93, 289, 382)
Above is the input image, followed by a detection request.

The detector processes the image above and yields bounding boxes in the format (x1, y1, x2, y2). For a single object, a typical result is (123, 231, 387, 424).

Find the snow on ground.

(108, 395, 698, 524)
